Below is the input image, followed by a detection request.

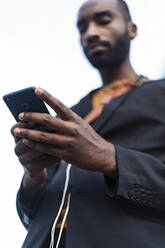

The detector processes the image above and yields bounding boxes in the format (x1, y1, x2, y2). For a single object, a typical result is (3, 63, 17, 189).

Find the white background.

(0, 0, 165, 247)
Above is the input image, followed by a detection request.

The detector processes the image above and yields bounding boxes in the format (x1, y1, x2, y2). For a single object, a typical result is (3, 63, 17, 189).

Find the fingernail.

(19, 113, 24, 120)
(35, 87, 44, 95)
(22, 139, 28, 145)
(14, 128, 21, 135)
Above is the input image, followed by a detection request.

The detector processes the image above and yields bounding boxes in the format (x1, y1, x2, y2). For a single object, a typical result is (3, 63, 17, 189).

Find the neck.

(99, 57, 138, 86)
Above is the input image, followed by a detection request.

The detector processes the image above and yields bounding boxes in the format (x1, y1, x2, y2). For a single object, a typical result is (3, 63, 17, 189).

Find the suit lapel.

(91, 81, 149, 132)
(92, 90, 134, 133)
(72, 86, 140, 133)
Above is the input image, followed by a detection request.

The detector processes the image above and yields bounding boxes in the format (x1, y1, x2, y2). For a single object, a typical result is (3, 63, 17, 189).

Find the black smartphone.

(3, 87, 49, 122)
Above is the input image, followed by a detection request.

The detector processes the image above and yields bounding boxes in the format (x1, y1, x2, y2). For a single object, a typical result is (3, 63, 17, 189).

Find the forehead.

(78, 0, 121, 20)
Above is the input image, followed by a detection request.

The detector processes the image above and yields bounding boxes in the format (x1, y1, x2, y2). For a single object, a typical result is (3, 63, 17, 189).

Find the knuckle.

(42, 114, 52, 125)
(75, 114, 82, 123)
(25, 112, 32, 118)
(70, 124, 79, 136)
(54, 99, 66, 113)
(65, 138, 74, 149)
(39, 132, 47, 141)
(57, 99, 64, 108)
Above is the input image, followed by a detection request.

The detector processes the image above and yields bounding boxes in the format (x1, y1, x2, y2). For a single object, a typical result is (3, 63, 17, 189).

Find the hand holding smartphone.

(3, 87, 49, 122)
(4, 86, 59, 180)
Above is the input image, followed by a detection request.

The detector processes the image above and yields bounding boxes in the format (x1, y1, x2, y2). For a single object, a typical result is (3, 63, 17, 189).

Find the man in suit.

(11, 0, 165, 247)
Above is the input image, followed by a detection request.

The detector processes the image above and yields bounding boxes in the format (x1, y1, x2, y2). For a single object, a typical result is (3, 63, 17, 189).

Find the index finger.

(35, 88, 80, 121)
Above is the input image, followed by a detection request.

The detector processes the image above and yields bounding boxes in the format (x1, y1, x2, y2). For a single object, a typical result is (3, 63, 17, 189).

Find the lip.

(87, 44, 108, 54)
(88, 43, 106, 49)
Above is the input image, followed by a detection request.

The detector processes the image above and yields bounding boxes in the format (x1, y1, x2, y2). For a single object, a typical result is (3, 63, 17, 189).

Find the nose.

(85, 22, 100, 44)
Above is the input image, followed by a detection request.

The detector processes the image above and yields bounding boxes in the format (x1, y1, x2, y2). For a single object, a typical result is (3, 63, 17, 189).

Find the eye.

(78, 21, 88, 34)
(97, 16, 112, 25)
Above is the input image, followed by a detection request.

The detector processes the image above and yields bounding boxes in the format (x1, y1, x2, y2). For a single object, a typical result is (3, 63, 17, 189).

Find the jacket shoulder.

(130, 78, 165, 99)
(140, 78, 165, 89)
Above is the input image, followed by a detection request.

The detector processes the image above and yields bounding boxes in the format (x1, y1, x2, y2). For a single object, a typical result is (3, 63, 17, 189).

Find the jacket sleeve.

(105, 145, 165, 212)
(104, 80, 165, 216)
(16, 164, 60, 229)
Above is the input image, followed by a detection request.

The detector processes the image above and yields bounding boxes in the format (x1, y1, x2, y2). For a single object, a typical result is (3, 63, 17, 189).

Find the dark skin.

(11, 88, 116, 200)
(13, 88, 116, 173)
(78, 0, 137, 84)
(11, 121, 58, 197)
(11, 0, 137, 201)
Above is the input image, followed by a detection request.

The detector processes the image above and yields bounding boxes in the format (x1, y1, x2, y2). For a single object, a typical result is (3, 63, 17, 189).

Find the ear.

(127, 22, 137, 40)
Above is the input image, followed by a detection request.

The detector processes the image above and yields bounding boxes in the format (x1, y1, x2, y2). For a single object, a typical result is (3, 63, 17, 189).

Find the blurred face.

(77, 0, 131, 70)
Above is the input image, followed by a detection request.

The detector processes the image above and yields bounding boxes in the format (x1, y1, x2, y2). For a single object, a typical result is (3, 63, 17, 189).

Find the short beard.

(84, 31, 130, 70)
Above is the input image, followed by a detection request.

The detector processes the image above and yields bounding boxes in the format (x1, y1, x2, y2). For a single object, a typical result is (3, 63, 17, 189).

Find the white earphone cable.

(49, 163, 72, 248)
(55, 192, 71, 248)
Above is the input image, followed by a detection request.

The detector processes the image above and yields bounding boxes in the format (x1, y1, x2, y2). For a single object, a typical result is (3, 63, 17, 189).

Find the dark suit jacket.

(17, 79, 165, 248)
